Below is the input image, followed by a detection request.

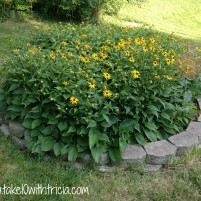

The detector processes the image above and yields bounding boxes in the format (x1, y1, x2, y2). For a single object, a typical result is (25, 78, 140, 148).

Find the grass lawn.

(0, 4, 201, 199)
(0, 135, 201, 201)
(117, 0, 201, 41)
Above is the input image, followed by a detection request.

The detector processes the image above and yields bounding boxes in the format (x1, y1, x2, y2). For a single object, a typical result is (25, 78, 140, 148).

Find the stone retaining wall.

(0, 106, 201, 173)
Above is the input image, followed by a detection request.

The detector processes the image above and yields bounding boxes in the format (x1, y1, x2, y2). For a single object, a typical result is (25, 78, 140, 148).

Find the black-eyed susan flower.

(143, 47, 148, 52)
(155, 74, 160, 79)
(34, 26, 40, 29)
(132, 70, 140, 79)
(166, 75, 173, 80)
(103, 89, 112, 98)
(103, 72, 111, 80)
(50, 53, 55, 60)
(84, 44, 90, 49)
(70, 96, 79, 104)
(26, 43, 31, 47)
(29, 49, 35, 55)
(129, 57, 135, 62)
(63, 81, 68, 86)
(124, 50, 130, 56)
(88, 81, 96, 89)
(92, 53, 99, 60)
(13, 49, 20, 53)
(106, 61, 112, 67)
(153, 61, 158, 67)
(166, 58, 171, 65)
(61, 41, 67, 46)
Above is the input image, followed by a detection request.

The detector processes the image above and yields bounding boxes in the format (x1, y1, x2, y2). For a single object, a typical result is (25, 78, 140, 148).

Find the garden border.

(0, 101, 201, 173)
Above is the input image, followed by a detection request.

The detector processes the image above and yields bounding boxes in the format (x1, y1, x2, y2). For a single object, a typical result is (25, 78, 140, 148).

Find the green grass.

(0, 134, 201, 201)
(107, 0, 201, 41)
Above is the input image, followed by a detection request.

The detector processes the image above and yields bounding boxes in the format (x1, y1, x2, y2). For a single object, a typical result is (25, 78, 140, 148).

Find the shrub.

(0, 23, 197, 162)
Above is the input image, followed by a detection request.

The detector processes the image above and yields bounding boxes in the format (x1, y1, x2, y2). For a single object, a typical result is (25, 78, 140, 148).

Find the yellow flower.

(106, 40, 111, 45)
(29, 49, 35, 55)
(61, 41, 67, 46)
(67, 52, 73, 57)
(143, 47, 148, 52)
(61, 54, 66, 59)
(26, 43, 31, 47)
(102, 45, 109, 51)
(103, 89, 112, 98)
(70, 96, 79, 105)
(162, 52, 168, 57)
(166, 76, 173, 80)
(84, 44, 90, 49)
(155, 74, 160, 79)
(149, 38, 155, 43)
(88, 81, 96, 89)
(85, 58, 90, 63)
(166, 58, 171, 65)
(124, 50, 130, 57)
(103, 72, 111, 80)
(50, 53, 55, 60)
(129, 57, 135, 62)
(56, 49, 61, 53)
(13, 49, 19, 53)
(153, 61, 158, 67)
(34, 26, 40, 29)
(92, 53, 99, 60)
(132, 70, 140, 79)
(134, 38, 141, 45)
(63, 81, 68, 86)
(106, 61, 112, 67)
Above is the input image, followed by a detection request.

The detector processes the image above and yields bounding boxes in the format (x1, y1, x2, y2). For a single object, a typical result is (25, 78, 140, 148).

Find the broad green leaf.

(31, 128, 40, 137)
(91, 146, 104, 163)
(135, 133, 145, 145)
(68, 145, 78, 161)
(61, 145, 69, 155)
(41, 137, 55, 151)
(119, 137, 128, 150)
(102, 114, 111, 125)
(58, 122, 68, 132)
(87, 120, 97, 128)
(53, 143, 62, 156)
(145, 122, 157, 131)
(143, 128, 157, 142)
(67, 125, 76, 133)
(109, 148, 122, 162)
(31, 119, 41, 129)
(22, 118, 32, 129)
(89, 128, 100, 149)
(184, 90, 192, 102)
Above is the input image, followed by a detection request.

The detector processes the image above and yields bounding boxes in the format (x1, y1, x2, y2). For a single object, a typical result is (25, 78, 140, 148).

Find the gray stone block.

(144, 164, 162, 173)
(197, 115, 201, 122)
(99, 153, 110, 165)
(0, 124, 11, 137)
(99, 166, 115, 173)
(144, 140, 177, 165)
(12, 136, 26, 150)
(168, 131, 198, 156)
(186, 122, 201, 142)
(9, 121, 25, 137)
(24, 129, 31, 143)
(120, 144, 146, 166)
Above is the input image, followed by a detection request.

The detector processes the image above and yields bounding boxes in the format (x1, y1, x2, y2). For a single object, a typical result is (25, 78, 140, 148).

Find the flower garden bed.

(0, 22, 200, 164)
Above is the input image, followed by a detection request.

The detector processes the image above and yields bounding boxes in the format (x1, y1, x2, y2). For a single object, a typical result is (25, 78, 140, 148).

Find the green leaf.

(67, 125, 76, 133)
(87, 120, 97, 128)
(41, 137, 55, 152)
(68, 145, 78, 161)
(31, 119, 41, 129)
(102, 114, 111, 125)
(53, 143, 62, 156)
(47, 119, 58, 125)
(22, 118, 32, 129)
(135, 133, 145, 145)
(31, 128, 40, 137)
(143, 128, 157, 142)
(184, 90, 192, 102)
(91, 146, 104, 163)
(41, 126, 53, 135)
(119, 137, 128, 150)
(89, 128, 100, 149)
(119, 119, 139, 133)
(145, 122, 157, 131)
(109, 148, 122, 162)
(58, 122, 68, 132)
(61, 145, 69, 155)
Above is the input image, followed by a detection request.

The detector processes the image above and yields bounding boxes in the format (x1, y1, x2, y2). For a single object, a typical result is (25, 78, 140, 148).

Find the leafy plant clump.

(0, 23, 197, 162)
